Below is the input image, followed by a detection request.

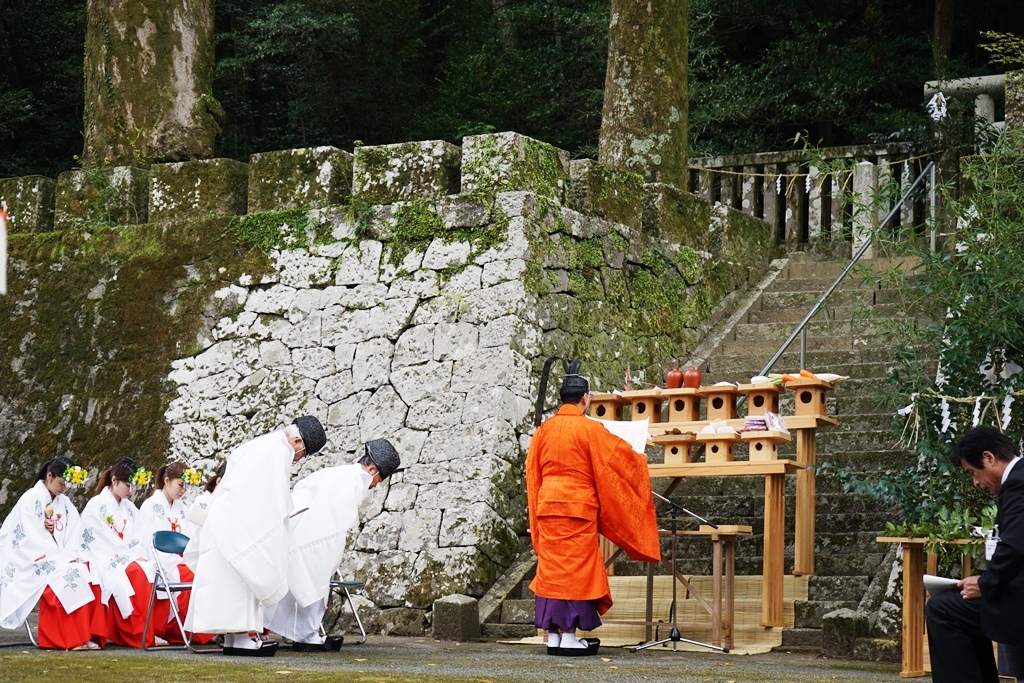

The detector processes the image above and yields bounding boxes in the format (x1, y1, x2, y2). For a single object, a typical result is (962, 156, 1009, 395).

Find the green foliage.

(980, 31, 1024, 69)
(222, 209, 314, 253)
(818, 131, 1024, 538)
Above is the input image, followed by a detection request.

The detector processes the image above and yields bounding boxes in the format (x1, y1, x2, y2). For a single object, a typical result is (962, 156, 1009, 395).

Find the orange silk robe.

(526, 404, 660, 614)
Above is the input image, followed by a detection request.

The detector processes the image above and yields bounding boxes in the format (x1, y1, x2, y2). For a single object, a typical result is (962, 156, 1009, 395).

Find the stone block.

(852, 636, 902, 663)
(461, 132, 570, 203)
(248, 146, 353, 212)
(353, 140, 461, 205)
(568, 159, 644, 229)
(149, 158, 249, 223)
(499, 599, 535, 624)
(432, 594, 480, 641)
(821, 607, 868, 658)
(0, 175, 55, 233)
(379, 607, 427, 636)
(643, 182, 712, 249)
(54, 166, 148, 229)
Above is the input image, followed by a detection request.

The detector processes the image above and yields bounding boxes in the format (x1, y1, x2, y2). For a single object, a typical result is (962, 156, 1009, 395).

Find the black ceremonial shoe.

(224, 640, 279, 657)
(555, 638, 600, 657)
(293, 635, 343, 652)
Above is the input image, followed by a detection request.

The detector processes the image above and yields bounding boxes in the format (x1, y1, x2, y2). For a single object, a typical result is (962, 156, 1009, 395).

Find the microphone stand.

(631, 491, 729, 654)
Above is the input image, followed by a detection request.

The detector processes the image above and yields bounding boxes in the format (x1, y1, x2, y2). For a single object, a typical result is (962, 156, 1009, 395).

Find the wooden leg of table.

(645, 561, 654, 642)
(901, 543, 926, 678)
(725, 537, 736, 651)
(926, 550, 938, 577)
(761, 474, 785, 627)
(794, 429, 816, 576)
(712, 538, 723, 647)
(963, 552, 972, 578)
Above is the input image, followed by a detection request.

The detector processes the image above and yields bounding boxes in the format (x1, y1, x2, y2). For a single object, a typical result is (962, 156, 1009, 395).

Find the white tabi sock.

(547, 632, 560, 648)
(226, 633, 260, 650)
(560, 632, 586, 649)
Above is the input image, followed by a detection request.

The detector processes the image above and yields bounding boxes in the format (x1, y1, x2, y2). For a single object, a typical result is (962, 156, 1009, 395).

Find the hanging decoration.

(926, 92, 948, 122)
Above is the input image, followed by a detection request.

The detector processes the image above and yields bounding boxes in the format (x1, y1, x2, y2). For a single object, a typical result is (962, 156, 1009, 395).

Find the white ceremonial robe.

(265, 464, 370, 642)
(0, 481, 94, 629)
(182, 491, 213, 572)
(78, 488, 155, 619)
(186, 430, 294, 634)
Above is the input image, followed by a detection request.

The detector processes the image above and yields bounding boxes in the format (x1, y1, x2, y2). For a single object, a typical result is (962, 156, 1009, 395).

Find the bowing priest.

(186, 415, 327, 657)
(526, 358, 660, 656)
(264, 438, 401, 651)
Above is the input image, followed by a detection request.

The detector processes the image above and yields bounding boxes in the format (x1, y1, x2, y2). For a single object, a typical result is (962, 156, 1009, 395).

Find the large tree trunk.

(83, 0, 222, 166)
(598, 0, 688, 189)
(932, 0, 955, 75)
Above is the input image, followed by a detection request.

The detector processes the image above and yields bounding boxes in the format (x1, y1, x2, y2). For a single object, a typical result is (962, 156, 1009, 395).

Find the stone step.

(760, 276, 895, 295)
(771, 643, 823, 655)
(633, 550, 884, 577)
(807, 575, 870, 601)
(794, 600, 860, 628)
(500, 599, 535, 624)
(781, 627, 823, 647)
(731, 319, 900, 343)
(481, 623, 538, 639)
(705, 349, 932, 373)
(758, 288, 876, 309)
(781, 256, 918, 280)
(717, 335, 888, 357)
(745, 302, 922, 325)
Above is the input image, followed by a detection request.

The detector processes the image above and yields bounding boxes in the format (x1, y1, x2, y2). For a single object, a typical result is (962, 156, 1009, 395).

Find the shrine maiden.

(182, 461, 224, 572)
(138, 460, 210, 644)
(0, 456, 103, 649)
(79, 458, 162, 648)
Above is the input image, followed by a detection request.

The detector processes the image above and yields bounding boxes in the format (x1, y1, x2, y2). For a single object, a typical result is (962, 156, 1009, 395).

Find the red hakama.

(37, 582, 107, 650)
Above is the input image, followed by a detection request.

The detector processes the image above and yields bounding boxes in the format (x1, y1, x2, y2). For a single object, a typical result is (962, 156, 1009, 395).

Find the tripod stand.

(631, 492, 729, 654)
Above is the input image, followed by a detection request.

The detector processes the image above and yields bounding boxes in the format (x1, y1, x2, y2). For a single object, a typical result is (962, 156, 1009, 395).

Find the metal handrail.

(756, 160, 936, 377)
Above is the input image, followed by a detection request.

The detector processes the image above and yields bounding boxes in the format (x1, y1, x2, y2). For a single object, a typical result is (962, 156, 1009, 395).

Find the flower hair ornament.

(182, 467, 203, 487)
(63, 465, 89, 487)
(130, 467, 153, 487)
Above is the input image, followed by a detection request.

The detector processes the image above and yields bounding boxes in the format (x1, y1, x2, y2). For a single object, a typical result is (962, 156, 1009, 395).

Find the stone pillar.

(598, 0, 688, 190)
(83, 0, 222, 166)
(1007, 70, 1024, 131)
(852, 161, 878, 258)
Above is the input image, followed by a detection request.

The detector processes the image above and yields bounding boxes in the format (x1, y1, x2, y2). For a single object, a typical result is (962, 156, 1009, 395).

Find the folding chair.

(142, 530, 202, 652)
(325, 574, 367, 644)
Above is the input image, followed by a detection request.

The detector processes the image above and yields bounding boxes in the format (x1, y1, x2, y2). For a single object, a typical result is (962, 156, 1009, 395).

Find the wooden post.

(901, 542, 926, 677)
(761, 473, 786, 627)
(725, 535, 736, 650)
(794, 428, 817, 576)
(712, 535, 723, 645)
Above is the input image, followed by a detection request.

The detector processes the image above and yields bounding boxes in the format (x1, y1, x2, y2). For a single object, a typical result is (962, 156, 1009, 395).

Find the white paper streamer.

(1002, 395, 1014, 431)
(776, 174, 782, 194)
(972, 397, 983, 427)
(927, 92, 948, 122)
(940, 397, 951, 433)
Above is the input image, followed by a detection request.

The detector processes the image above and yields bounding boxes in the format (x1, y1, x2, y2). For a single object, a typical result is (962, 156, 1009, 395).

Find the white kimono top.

(187, 430, 294, 633)
(0, 481, 95, 629)
(78, 487, 154, 619)
(138, 490, 195, 587)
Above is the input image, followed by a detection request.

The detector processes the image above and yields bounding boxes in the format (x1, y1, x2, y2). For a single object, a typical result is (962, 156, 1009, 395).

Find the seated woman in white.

(78, 457, 162, 648)
(0, 456, 102, 650)
(138, 461, 211, 644)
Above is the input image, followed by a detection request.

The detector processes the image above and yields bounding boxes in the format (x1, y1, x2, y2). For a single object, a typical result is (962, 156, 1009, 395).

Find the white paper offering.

(589, 417, 650, 454)
(923, 574, 960, 595)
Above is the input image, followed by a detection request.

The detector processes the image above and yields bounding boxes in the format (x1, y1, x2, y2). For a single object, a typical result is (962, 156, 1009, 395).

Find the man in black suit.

(926, 426, 1024, 682)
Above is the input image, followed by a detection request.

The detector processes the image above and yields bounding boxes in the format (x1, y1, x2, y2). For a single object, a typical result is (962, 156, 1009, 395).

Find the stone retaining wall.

(0, 132, 775, 633)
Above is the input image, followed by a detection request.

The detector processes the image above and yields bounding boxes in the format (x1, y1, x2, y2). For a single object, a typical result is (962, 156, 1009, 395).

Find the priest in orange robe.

(526, 358, 660, 656)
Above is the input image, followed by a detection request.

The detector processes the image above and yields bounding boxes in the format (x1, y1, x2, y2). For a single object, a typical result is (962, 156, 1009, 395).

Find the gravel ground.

(0, 625, 913, 683)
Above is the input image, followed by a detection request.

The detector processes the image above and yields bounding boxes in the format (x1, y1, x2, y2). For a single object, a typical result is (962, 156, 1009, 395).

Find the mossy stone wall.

(0, 131, 775, 632)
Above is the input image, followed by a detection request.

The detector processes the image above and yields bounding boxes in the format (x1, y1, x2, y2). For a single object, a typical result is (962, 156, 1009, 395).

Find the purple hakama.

(534, 597, 602, 631)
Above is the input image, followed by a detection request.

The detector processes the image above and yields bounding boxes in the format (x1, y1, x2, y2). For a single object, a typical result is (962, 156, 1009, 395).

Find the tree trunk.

(932, 0, 955, 76)
(83, 0, 222, 166)
(598, 0, 688, 189)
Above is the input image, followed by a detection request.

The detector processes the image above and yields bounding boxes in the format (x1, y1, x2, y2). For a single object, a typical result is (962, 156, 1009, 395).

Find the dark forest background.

(1, 0, 1022, 178)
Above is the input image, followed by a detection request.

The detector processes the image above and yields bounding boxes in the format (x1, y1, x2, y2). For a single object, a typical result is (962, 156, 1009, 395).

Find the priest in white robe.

(265, 439, 401, 651)
(186, 415, 326, 657)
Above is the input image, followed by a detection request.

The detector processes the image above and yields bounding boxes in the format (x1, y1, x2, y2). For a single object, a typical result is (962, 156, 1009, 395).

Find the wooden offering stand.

(585, 374, 838, 628)
(620, 389, 663, 423)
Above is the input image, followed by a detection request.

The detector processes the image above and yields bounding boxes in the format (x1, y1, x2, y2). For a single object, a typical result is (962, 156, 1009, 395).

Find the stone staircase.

(687, 254, 927, 653)
(480, 255, 930, 653)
